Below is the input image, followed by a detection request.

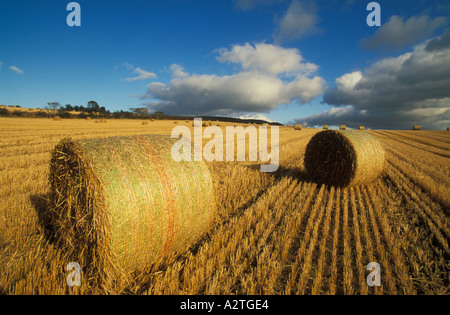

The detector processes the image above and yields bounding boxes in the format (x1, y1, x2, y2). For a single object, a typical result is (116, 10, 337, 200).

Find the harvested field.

(0, 118, 449, 295)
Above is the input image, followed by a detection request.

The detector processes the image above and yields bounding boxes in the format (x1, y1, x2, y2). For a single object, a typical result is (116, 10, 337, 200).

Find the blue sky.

(1, 0, 449, 129)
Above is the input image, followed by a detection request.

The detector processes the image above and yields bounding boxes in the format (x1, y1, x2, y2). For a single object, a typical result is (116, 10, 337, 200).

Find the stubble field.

(0, 117, 449, 295)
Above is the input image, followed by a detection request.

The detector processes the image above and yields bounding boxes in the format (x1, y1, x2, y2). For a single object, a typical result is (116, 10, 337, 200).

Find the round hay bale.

(304, 130, 386, 187)
(447, 128, 449, 131)
(53, 116, 62, 121)
(49, 135, 216, 288)
(323, 125, 329, 130)
(358, 126, 365, 130)
(142, 121, 149, 125)
(294, 124, 302, 130)
(339, 125, 346, 130)
(413, 125, 422, 130)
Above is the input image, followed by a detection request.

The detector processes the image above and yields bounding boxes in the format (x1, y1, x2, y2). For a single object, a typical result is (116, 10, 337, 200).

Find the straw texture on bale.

(304, 130, 386, 187)
(294, 124, 302, 130)
(49, 135, 216, 288)
(413, 125, 422, 130)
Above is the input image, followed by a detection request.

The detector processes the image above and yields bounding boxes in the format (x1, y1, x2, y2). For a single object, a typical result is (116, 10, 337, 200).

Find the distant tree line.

(0, 101, 166, 120)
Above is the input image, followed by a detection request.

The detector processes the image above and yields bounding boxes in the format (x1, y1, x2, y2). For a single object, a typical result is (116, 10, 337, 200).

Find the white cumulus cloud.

(142, 42, 325, 116)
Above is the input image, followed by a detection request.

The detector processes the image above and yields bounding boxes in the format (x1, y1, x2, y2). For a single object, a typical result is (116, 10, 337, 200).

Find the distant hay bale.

(294, 124, 302, 130)
(323, 125, 329, 130)
(96, 119, 107, 123)
(142, 121, 149, 125)
(339, 125, 346, 130)
(358, 126, 365, 130)
(413, 125, 422, 130)
(174, 121, 178, 124)
(86, 117, 92, 120)
(49, 135, 216, 288)
(447, 128, 450, 131)
(304, 130, 386, 187)
(53, 116, 62, 121)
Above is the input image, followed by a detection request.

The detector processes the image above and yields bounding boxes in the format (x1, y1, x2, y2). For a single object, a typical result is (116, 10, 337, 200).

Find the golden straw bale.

(413, 125, 422, 130)
(304, 130, 386, 187)
(294, 124, 302, 130)
(48, 135, 216, 289)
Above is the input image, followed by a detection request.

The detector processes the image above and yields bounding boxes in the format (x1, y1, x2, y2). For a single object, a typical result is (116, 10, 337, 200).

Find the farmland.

(0, 117, 449, 295)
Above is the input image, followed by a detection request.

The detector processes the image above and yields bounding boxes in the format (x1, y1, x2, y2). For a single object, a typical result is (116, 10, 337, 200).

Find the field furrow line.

(310, 186, 335, 294)
(283, 184, 325, 294)
(349, 188, 367, 294)
(327, 187, 342, 295)
(364, 184, 416, 294)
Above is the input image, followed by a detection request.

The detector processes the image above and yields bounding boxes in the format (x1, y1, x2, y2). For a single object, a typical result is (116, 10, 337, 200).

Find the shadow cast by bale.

(29, 193, 58, 244)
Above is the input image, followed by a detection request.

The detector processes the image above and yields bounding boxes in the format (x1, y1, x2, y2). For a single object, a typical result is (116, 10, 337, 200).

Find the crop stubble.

(0, 118, 449, 294)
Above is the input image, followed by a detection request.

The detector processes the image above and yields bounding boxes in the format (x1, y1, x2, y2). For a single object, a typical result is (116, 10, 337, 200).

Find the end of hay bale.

(304, 130, 386, 187)
(294, 124, 302, 130)
(413, 125, 422, 130)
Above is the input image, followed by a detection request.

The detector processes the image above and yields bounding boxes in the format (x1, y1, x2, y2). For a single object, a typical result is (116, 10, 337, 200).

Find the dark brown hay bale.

(413, 125, 422, 130)
(294, 124, 302, 130)
(49, 135, 216, 289)
(304, 130, 386, 187)
(339, 125, 346, 130)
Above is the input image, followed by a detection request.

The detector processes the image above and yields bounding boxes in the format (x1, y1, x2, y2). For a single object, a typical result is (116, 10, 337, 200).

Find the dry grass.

(0, 118, 449, 295)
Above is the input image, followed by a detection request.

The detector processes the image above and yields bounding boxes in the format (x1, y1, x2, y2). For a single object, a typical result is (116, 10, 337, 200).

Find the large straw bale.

(304, 130, 386, 187)
(413, 125, 422, 130)
(294, 124, 302, 130)
(49, 135, 216, 288)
